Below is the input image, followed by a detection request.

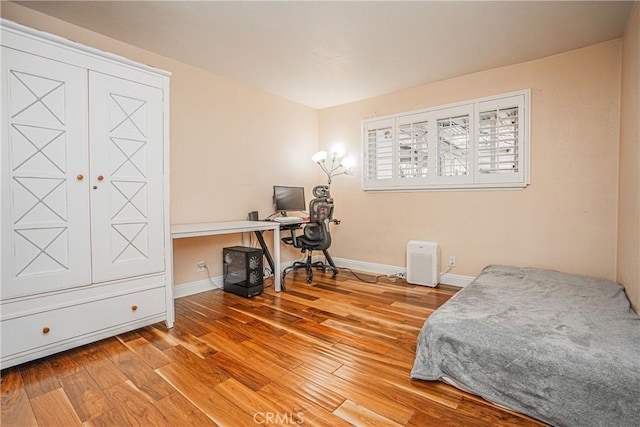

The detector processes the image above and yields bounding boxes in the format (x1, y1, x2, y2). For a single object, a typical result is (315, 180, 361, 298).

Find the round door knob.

(93, 186, 98, 190)
(77, 174, 84, 181)
(42, 327, 50, 334)
(131, 305, 138, 311)
(97, 175, 104, 181)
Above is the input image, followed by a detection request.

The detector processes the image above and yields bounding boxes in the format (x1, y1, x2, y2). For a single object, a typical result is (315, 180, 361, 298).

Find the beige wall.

(1, 3, 320, 285)
(2, 3, 633, 298)
(617, 1, 640, 313)
(320, 41, 622, 282)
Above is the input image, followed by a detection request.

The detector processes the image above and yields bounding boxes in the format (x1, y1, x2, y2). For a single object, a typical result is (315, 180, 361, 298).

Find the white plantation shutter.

(364, 118, 395, 188)
(397, 112, 430, 185)
(362, 90, 529, 190)
(475, 94, 526, 185)
(434, 105, 473, 185)
(478, 107, 519, 173)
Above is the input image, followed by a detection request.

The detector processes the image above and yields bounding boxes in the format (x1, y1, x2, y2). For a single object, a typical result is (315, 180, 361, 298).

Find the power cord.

(340, 266, 453, 285)
(276, 259, 454, 287)
(440, 265, 453, 277)
(337, 267, 391, 284)
(202, 263, 218, 287)
(280, 253, 397, 285)
(262, 266, 274, 288)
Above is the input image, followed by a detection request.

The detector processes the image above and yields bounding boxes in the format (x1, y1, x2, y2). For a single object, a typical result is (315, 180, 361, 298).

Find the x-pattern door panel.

(1, 48, 91, 299)
(89, 72, 164, 283)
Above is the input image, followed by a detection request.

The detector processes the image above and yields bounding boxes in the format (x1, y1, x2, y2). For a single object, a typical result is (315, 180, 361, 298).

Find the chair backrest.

(309, 198, 333, 223)
(302, 185, 333, 249)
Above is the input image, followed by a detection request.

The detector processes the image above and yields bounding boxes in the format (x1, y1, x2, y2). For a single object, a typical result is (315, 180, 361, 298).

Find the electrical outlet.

(196, 260, 206, 271)
(449, 256, 456, 267)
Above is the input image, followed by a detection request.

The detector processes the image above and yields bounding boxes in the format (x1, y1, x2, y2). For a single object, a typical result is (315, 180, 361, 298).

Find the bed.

(411, 265, 640, 427)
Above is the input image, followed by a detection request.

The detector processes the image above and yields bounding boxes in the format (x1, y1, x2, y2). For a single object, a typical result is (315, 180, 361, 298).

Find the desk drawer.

(1, 287, 165, 358)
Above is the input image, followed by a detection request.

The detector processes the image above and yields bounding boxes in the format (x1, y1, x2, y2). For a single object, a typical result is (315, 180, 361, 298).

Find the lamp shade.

(340, 156, 356, 174)
(311, 151, 327, 163)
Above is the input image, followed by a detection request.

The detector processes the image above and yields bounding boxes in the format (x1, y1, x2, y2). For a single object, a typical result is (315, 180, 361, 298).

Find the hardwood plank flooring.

(0, 272, 546, 426)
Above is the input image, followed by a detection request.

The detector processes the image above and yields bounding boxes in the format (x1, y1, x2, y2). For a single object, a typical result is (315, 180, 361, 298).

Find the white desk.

(171, 220, 281, 292)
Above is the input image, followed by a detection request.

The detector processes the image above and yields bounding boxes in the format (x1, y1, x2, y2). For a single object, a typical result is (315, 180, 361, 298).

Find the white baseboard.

(173, 277, 223, 299)
(332, 257, 474, 287)
(332, 257, 405, 277)
(173, 257, 475, 299)
(173, 259, 301, 299)
(438, 273, 474, 287)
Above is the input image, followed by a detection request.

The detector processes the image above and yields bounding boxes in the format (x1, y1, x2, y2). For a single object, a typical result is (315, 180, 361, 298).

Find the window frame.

(362, 90, 530, 191)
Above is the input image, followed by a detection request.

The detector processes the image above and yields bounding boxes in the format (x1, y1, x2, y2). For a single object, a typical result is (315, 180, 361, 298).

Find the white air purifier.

(406, 241, 440, 287)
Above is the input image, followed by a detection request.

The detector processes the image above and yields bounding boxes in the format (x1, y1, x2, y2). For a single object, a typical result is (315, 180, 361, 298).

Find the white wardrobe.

(1, 20, 173, 369)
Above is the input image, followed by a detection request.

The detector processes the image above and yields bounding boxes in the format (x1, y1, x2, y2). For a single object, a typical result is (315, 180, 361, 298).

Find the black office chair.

(282, 185, 339, 283)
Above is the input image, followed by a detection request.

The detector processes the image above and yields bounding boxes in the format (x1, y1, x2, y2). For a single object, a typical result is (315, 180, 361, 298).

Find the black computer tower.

(223, 246, 264, 298)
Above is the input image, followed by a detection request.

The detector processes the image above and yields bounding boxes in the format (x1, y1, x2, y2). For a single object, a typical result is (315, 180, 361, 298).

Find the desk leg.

(254, 229, 282, 292)
(254, 231, 275, 274)
(273, 227, 281, 291)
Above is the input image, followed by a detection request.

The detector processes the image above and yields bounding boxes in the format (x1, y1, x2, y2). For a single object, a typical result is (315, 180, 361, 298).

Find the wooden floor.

(1, 271, 546, 426)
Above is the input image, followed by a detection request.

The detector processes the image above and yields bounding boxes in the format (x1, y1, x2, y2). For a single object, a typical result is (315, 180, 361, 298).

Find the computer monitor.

(273, 186, 305, 213)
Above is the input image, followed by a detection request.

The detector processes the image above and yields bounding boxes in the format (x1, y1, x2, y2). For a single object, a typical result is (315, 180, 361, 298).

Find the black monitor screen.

(273, 186, 305, 212)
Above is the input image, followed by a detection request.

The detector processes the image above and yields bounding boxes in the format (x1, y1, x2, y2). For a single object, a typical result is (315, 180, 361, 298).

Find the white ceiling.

(14, 1, 634, 109)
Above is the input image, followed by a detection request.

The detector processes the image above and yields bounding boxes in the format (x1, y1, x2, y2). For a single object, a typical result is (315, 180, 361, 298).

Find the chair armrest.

(281, 228, 300, 246)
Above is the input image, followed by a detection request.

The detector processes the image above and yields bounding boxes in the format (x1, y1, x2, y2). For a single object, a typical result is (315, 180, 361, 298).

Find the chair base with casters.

(282, 249, 338, 283)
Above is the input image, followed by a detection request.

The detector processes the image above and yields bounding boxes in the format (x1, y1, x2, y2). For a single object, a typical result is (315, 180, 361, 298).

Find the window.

(362, 90, 529, 190)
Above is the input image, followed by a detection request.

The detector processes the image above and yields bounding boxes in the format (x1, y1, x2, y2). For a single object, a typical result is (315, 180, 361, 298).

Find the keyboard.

(273, 217, 303, 223)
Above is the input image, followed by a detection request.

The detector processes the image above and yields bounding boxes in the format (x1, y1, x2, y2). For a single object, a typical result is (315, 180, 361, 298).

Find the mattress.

(411, 265, 640, 427)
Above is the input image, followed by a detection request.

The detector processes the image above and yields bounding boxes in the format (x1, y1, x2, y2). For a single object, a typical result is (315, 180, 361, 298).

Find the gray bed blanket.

(411, 265, 640, 427)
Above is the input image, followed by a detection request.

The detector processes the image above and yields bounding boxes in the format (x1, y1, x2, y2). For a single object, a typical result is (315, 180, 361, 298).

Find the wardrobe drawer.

(1, 287, 165, 358)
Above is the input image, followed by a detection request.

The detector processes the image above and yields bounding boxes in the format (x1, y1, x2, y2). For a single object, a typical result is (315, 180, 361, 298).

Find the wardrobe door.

(88, 72, 165, 283)
(1, 48, 91, 299)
